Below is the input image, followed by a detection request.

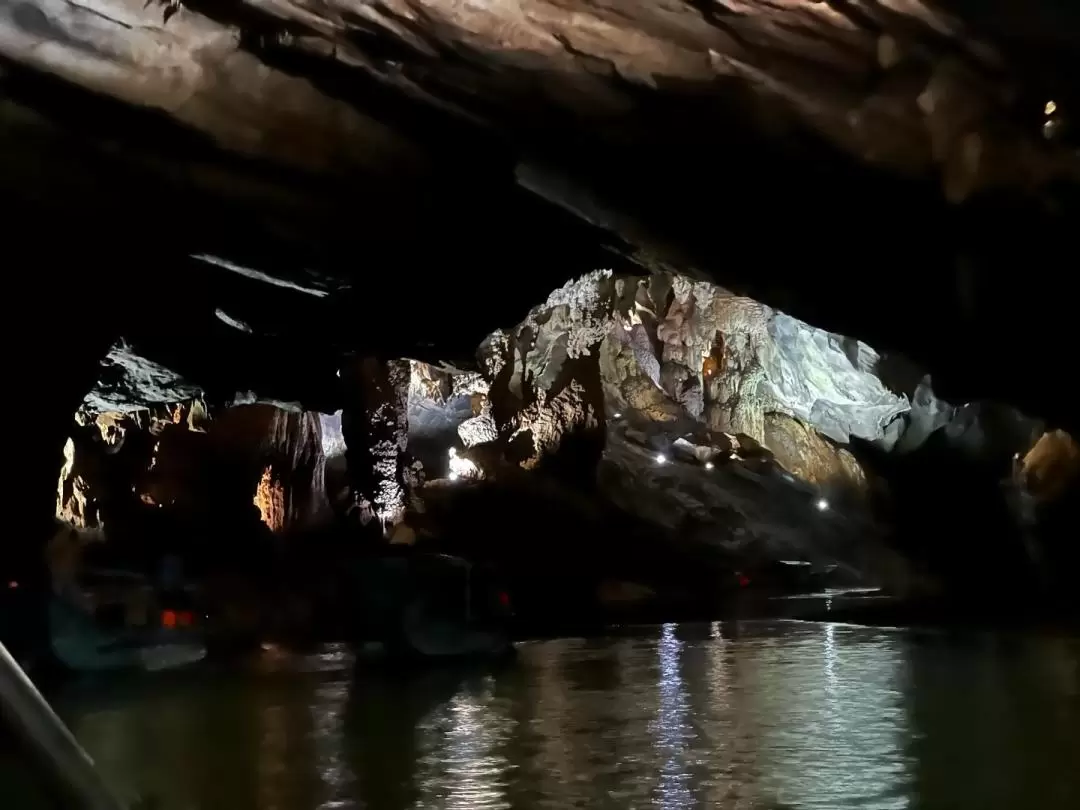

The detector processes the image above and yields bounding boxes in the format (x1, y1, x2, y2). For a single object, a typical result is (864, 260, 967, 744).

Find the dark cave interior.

(2, 0, 1079, 661)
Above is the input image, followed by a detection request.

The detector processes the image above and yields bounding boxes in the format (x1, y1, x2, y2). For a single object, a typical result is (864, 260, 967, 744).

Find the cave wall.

(401, 268, 1077, 601)
(340, 357, 415, 531)
(470, 269, 910, 485)
(55, 400, 331, 559)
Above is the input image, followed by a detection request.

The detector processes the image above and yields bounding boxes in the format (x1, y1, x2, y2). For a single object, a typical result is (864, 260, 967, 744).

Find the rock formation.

(34, 255, 1080, 627)
(6, 0, 1080, 626)
(214, 404, 330, 532)
(56, 399, 330, 536)
(1021, 429, 1080, 505)
(464, 269, 910, 485)
(4, 0, 1079, 434)
(340, 357, 413, 531)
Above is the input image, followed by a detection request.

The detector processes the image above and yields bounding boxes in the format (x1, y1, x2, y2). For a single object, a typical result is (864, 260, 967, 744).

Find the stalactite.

(253, 464, 286, 532)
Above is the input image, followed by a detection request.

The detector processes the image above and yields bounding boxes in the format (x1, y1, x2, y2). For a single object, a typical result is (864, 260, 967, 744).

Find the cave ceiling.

(3, 1, 1078, 425)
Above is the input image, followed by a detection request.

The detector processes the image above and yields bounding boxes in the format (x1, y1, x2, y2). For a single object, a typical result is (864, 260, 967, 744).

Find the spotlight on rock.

(448, 446, 481, 481)
(655, 453, 667, 465)
(816, 498, 830, 512)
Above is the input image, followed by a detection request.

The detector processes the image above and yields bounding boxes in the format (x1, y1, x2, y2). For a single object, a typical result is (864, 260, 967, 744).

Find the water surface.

(22, 621, 1080, 809)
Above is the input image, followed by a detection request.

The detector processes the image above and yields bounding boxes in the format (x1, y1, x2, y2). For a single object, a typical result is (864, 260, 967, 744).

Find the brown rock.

(732, 432, 770, 458)
(763, 413, 867, 491)
(1021, 429, 1080, 503)
(253, 464, 286, 532)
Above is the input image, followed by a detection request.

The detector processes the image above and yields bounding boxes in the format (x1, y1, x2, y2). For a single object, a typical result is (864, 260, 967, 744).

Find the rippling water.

(14, 621, 1080, 809)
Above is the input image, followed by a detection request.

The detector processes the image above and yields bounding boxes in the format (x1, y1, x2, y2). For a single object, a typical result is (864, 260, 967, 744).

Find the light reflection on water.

(414, 676, 513, 810)
(655, 623, 693, 810)
(26, 622, 1080, 810)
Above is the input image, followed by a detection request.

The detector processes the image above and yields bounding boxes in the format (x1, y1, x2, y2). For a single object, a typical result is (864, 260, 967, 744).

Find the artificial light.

(1045, 100, 1057, 116)
(447, 446, 480, 481)
(815, 498, 830, 512)
(704, 461, 714, 470)
(655, 453, 667, 465)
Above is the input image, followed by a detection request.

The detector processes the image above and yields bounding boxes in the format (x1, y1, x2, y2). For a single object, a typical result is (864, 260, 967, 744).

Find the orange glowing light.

(162, 610, 177, 628)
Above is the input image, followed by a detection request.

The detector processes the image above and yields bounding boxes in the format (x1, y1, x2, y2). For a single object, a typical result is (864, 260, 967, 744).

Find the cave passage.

(1, 1, 1079, 806)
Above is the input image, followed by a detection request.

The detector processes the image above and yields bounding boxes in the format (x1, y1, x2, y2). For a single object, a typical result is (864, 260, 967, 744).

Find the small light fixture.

(815, 498, 830, 512)
(613, 412, 622, 418)
(704, 461, 714, 470)
(655, 453, 667, 465)
(1045, 100, 1057, 116)
(336, 369, 341, 378)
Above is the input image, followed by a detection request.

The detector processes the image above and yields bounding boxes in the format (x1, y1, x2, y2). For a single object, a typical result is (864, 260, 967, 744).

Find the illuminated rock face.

(763, 414, 867, 494)
(340, 358, 412, 530)
(1021, 430, 1080, 504)
(477, 271, 613, 473)
(5, 0, 1079, 574)
(253, 465, 286, 533)
(56, 401, 328, 535)
(476, 270, 909, 484)
(213, 405, 329, 531)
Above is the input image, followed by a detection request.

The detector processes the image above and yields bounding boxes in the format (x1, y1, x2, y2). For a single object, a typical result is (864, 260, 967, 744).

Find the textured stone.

(1021, 429, 1080, 504)
(509, 270, 912, 448)
(764, 413, 867, 493)
(57, 401, 329, 535)
(4, 0, 1079, 438)
(457, 415, 498, 448)
(340, 357, 412, 529)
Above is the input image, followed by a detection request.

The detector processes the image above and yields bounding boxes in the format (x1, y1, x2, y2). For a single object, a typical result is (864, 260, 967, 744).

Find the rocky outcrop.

(763, 413, 868, 496)
(253, 465, 287, 533)
(83, 343, 203, 414)
(56, 400, 329, 535)
(406, 360, 484, 472)
(1021, 429, 1080, 504)
(206, 404, 329, 531)
(467, 271, 614, 473)
(340, 357, 413, 530)
(598, 416, 915, 594)
(469, 270, 909, 480)
(5, 0, 1079, 438)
